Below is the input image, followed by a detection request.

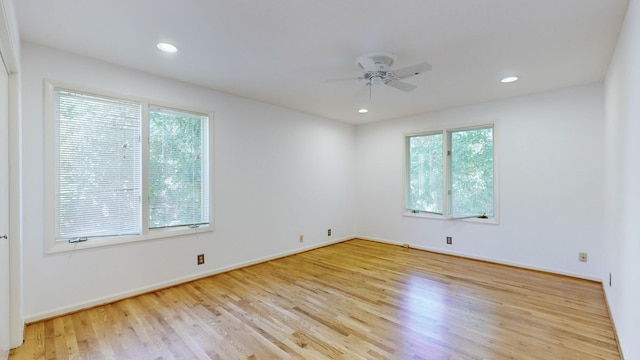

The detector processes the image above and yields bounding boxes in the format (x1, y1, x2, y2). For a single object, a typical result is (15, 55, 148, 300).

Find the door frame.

(0, 0, 23, 352)
(0, 48, 8, 358)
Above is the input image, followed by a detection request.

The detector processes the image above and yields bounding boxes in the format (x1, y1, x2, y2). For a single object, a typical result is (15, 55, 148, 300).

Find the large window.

(55, 90, 142, 239)
(46, 82, 213, 252)
(406, 125, 495, 220)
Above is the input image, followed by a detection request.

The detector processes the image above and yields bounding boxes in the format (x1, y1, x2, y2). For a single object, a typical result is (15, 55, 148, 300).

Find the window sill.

(403, 211, 499, 225)
(45, 225, 213, 254)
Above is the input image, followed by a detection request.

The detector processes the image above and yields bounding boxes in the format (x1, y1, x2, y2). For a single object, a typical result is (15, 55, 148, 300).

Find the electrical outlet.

(197, 254, 205, 265)
(299, 234, 304, 243)
(327, 229, 332, 236)
(579, 252, 588, 262)
(446, 236, 452, 245)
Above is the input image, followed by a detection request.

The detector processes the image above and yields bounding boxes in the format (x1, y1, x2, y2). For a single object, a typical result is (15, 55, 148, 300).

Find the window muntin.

(48, 83, 213, 250)
(405, 125, 495, 220)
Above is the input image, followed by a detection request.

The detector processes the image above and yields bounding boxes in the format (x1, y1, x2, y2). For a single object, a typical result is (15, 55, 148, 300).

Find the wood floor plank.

(10, 239, 620, 359)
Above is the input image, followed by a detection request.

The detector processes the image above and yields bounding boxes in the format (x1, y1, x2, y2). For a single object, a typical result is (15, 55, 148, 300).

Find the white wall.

(20, 36, 627, 351)
(355, 84, 605, 280)
(20, 43, 356, 321)
(604, 0, 640, 358)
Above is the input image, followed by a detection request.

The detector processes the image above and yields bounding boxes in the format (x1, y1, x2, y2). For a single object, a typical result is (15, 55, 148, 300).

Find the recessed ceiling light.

(358, 108, 369, 114)
(157, 42, 178, 53)
(501, 76, 519, 83)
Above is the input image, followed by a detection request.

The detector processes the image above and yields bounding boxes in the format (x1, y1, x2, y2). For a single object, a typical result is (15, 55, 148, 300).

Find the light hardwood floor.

(10, 239, 620, 359)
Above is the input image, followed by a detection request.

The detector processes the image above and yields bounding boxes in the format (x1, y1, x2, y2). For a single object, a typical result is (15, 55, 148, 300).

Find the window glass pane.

(450, 127, 494, 217)
(407, 133, 443, 213)
(55, 89, 142, 240)
(149, 107, 208, 228)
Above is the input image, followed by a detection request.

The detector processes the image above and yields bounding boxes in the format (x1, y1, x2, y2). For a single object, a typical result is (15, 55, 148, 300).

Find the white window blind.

(148, 106, 209, 229)
(54, 89, 142, 240)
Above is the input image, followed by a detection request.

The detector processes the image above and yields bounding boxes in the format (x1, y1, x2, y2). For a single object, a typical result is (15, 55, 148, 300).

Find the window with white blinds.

(55, 90, 142, 240)
(49, 84, 213, 247)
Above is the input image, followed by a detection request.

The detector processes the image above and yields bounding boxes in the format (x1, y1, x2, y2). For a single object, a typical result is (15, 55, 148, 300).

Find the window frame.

(44, 80, 215, 253)
(403, 123, 499, 224)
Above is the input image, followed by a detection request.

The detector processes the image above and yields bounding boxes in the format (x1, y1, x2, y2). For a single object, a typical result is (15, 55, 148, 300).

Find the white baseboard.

(25, 236, 351, 323)
(602, 284, 625, 360)
(26, 234, 602, 323)
(356, 235, 602, 282)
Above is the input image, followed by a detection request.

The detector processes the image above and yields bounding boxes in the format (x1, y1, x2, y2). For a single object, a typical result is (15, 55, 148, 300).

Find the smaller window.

(405, 124, 496, 221)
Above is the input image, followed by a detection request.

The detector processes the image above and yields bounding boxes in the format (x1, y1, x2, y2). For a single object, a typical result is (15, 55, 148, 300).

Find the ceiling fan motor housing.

(356, 53, 396, 71)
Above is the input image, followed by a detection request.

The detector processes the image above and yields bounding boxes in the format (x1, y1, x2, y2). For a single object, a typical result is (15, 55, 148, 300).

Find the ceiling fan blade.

(357, 56, 378, 72)
(386, 79, 417, 92)
(392, 62, 432, 79)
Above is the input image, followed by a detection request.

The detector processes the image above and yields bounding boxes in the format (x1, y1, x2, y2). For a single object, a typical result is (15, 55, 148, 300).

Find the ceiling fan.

(328, 52, 431, 94)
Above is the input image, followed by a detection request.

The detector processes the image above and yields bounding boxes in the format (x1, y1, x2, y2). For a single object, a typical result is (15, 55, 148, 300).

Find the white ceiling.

(16, 0, 628, 125)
